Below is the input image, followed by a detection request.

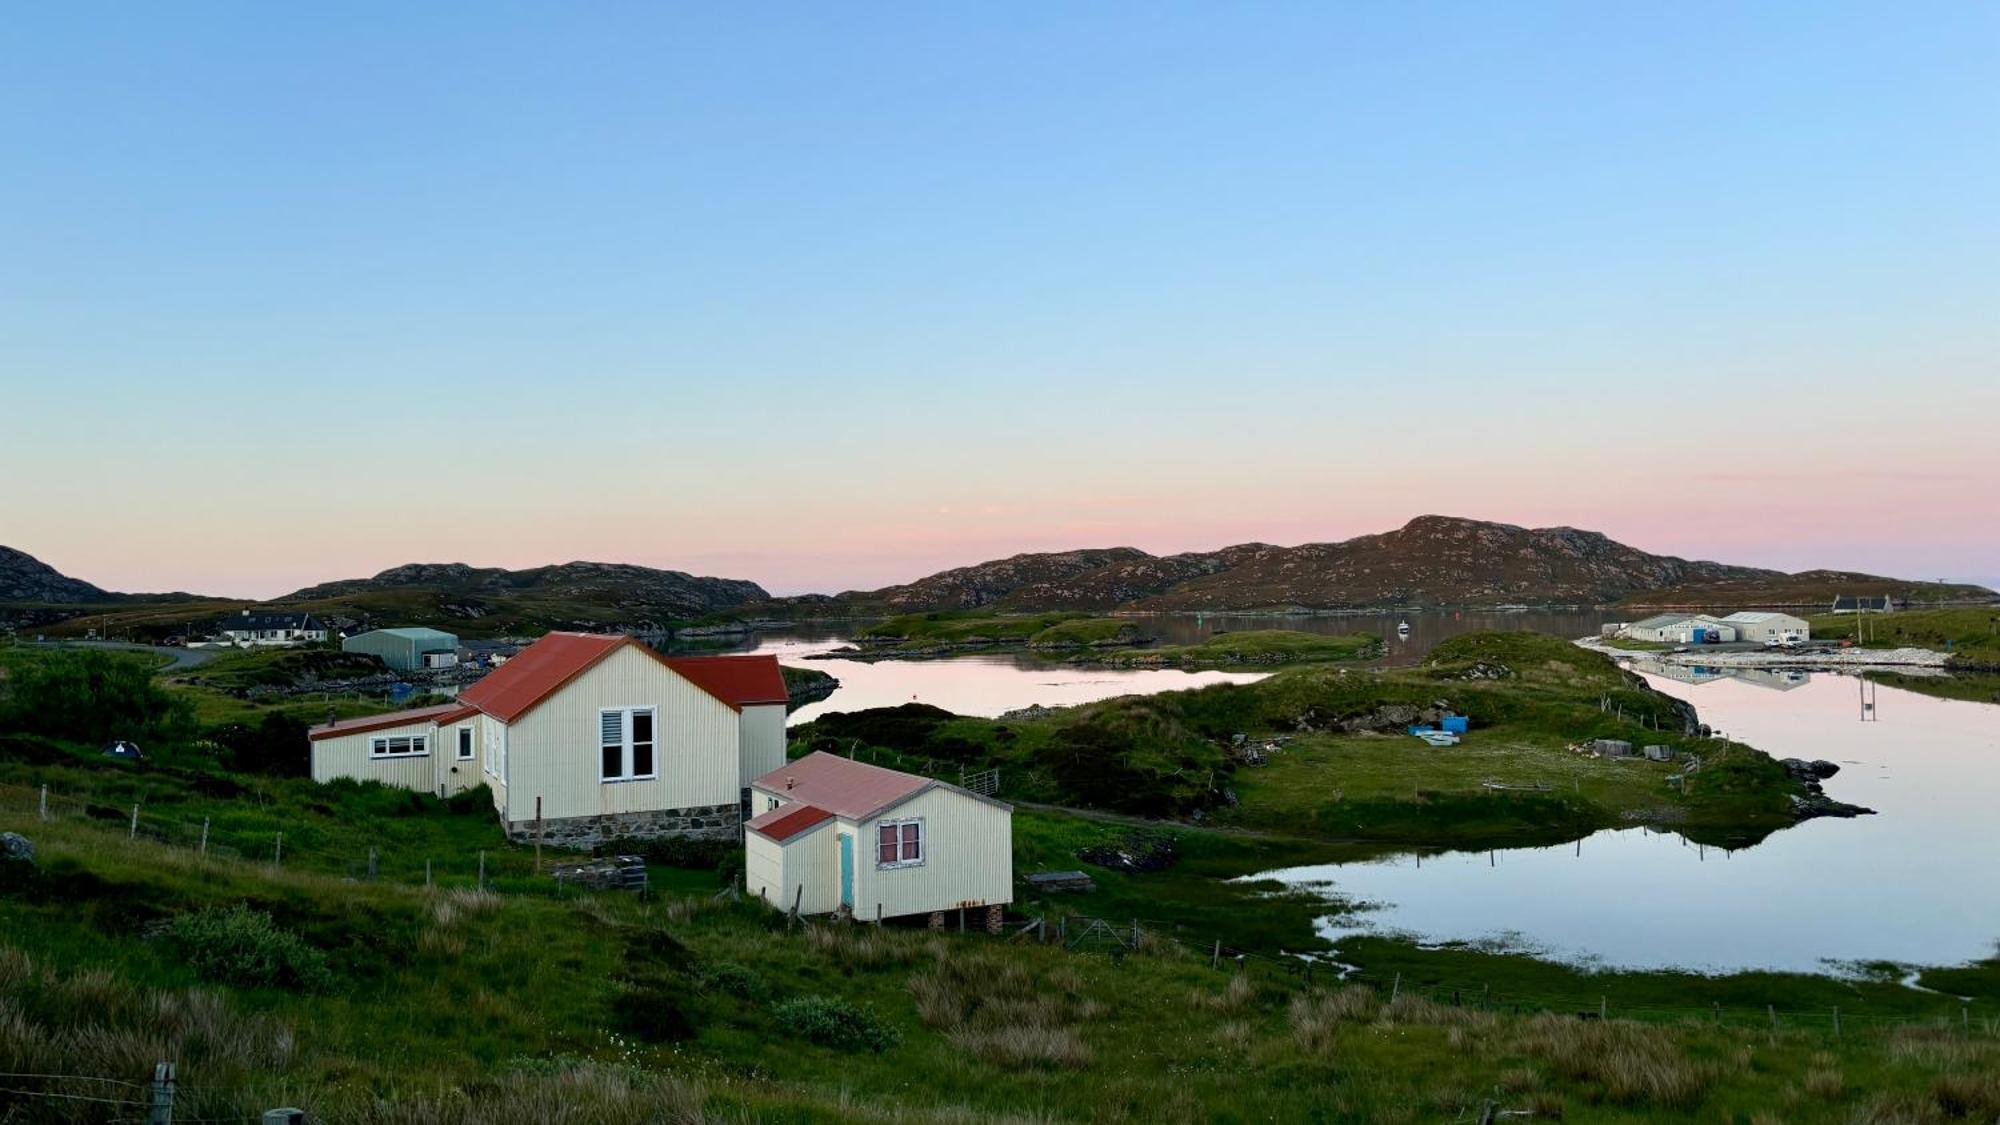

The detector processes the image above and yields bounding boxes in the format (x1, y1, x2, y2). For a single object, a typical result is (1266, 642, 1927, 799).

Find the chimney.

(785, 776, 796, 791)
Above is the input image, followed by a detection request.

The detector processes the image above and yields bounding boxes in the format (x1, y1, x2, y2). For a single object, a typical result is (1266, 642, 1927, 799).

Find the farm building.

(308, 632, 789, 846)
(744, 752, 1013, 927)
(1718, 611, 1809, 644)
(1623, 614, 1736, 644)
(343, 627, 462, 671)
(210, 611, 327, 647)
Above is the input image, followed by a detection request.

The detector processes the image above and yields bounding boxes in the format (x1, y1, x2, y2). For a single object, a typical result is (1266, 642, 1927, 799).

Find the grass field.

(4, 631, 2000, 1121)
(3, 775, 1998, 1123)
(1809, 606, 2000, 666)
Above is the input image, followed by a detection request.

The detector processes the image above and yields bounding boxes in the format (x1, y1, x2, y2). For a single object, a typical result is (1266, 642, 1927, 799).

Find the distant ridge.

(768, 516, 1996, 614)
(0, 546, 112, 604)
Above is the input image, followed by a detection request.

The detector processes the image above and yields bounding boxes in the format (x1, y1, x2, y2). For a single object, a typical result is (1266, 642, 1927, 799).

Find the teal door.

(838, 835, 855, 908)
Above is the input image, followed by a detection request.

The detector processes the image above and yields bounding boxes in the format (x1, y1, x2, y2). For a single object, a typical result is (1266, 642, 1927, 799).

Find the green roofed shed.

(342, 627, 461, 672)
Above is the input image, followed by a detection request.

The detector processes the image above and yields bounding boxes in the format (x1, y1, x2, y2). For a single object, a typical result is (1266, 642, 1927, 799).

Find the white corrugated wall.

(309, 722, 439, 791)
(504, 645, 742, 822)
(851, 788, 1013, 921)
(737, 704, 786, 789)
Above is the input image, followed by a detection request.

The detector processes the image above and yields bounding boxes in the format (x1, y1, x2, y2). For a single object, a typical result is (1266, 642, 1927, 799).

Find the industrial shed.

(343, 627, 462, 671)
(1718, 611, 1809, 644)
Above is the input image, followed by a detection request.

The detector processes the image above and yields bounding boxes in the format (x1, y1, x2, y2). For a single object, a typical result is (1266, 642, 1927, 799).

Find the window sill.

(371, 753, 432, 761)
(876, 860, 926, 871)
(600, 775, 659, 785)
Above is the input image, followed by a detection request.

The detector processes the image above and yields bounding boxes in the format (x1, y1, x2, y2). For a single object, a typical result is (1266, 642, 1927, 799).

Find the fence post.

(1212, 940, 1221, 969)
(478, 850, 487, 892)
(130, 803, 140, 840)
(198, 819, 209, 857)
(273, 831, 283, 867)
(1599, 996, 1607, 1020)
(149, 1061, 175, 1125)
(1130, 918, 1140, 948)
(367, 846, 378, 881)
(38, 784, 47, 821)
(425, 858, 433, 888)
(1390, 972, 1401, 1003)
(1964, 1004, 1972, 1036)
(1768, 1004, 1779, 1032)
(1833, 1007, 1841, 1037)
(534, 796, 544, 875)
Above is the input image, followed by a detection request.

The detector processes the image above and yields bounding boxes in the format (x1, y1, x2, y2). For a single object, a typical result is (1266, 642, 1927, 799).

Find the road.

(27, 640, 217, 670)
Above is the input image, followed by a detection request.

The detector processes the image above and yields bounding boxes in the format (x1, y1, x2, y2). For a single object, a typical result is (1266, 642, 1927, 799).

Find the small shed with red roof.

(744, 752, 1012, 925)
(308, 632, 791, 847)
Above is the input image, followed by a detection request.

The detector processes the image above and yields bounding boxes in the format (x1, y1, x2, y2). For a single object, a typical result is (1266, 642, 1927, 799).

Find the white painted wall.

(310, 720, 440, 791)
(503, 644, 742, 822)
(746, 819, 840, 916)
(737, 704, 786, 790)
(851, 787, 1013, 921)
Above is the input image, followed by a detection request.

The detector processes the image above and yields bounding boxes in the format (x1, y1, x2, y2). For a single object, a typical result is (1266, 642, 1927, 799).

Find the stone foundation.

(503, 802, 741, 849)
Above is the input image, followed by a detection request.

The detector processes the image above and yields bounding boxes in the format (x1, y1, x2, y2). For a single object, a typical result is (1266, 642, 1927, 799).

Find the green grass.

(857, 610, 1141, 651)
(1809, 606, 2000, 666)
(1095, 628, 1380, 667)
(4, 783, 1999, 1124)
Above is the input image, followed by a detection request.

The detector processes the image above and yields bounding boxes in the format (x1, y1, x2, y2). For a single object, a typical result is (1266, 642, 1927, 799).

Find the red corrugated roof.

(750, 751, 931, 821)
(663, 654, 789, 709)
(307, 702, 469, 742)
(456, 632, 627, 722)
(745, 802, 835, 842)
(454, 633, 790, 723)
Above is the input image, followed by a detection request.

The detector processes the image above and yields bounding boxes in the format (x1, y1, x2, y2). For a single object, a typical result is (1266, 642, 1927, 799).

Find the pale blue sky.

(3, 4, 1995, 596)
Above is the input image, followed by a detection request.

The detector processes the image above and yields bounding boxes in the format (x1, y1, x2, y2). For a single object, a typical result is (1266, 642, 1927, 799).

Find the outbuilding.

(1718, 611, 1809, 645)
(1623, 614, 1694, 643)
(744, 752, 1013, 927)
(343, 627, 462, 671)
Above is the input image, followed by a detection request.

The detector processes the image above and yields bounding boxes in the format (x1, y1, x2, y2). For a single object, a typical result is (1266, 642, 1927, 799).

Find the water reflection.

(746, 636, 1268, 724)
(1252, 672, 2000, 972)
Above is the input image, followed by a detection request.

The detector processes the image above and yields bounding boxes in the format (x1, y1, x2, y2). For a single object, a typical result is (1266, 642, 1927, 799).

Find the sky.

(2, 3, 1995, 598)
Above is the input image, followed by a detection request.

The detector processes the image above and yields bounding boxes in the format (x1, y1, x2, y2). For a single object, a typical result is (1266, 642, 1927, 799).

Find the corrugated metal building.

(343, 627, 461, 671)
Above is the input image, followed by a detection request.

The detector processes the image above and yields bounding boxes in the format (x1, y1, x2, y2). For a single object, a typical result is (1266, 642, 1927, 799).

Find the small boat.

(1412, 730, 1460, 747)
(1396, 619, 1411, 636)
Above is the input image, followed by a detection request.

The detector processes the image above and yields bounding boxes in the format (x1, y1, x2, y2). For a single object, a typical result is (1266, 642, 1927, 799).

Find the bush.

(209, 712, 311, 777)
(163, 905, 333, 992)
(772, 994, 899, 1052)
(599, 834, 734, 869)
(694, 961, 767, 1000)
(0, 650, 196, 747)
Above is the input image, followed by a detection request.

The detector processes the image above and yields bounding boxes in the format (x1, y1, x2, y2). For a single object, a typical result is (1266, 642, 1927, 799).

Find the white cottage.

(308, 632, 789, 846)
(744, 752, 1013, 928)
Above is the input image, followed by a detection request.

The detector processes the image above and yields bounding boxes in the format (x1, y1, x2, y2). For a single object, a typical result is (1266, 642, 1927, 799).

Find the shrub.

(209, 712, 311, 776)
(163, 905, 333, 992)
(695, 961, 767, 1001)
(0, 649, 197, 747)
(772, 994, 899, 1052)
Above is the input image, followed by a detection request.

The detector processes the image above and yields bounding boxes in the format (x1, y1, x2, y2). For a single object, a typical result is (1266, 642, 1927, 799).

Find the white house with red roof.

(744, 751, 1013, 927)
(308, 632, 789, 847)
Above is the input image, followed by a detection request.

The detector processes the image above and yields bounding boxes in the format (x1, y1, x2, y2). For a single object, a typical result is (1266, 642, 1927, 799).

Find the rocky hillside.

(282, 561, 769, 623)
(822, 548, 1156, 614)
(784, 516, 1812, 614)
(1621, 569, 1997, 610)
(0, 547, 111, 604)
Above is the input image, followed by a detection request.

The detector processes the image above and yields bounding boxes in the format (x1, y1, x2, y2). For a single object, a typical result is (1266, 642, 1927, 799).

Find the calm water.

(1128, 609, 1609, 667)
(728, 616, 1998, 972)
(748, 635, 1267, 724)
(1253, 669, 2000, 972)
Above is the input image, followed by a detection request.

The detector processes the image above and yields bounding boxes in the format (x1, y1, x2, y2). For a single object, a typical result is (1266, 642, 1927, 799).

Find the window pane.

(411, 736, 426, 755)
(388, 737, 409, 755)
(602, 744, 622, 780)
(878, 825, 898, 864)
(459, 728, 473, 757)
(372, 738, 386, 756)
(632, 742, 654, 777)
(901, 823, 921, 860)
(630, 710, 653, 744)
(601, 710, 623, 747)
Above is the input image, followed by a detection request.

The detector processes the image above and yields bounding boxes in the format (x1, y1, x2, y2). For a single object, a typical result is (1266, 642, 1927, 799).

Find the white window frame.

(598, 706, 658, 784)
(483, 720, 506, 781)
(369, 733, 429, 759)
(456, 725, 474, 760)
(875, 817, 925, 870)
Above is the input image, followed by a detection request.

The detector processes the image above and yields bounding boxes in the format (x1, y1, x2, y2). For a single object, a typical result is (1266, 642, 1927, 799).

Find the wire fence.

(3, 779, 1992, 1045)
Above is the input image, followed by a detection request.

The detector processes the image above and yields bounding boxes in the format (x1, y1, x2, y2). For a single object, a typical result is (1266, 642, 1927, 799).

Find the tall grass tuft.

(1519, 1015, 1712, 1110)
(906, 946, 1095, 1070)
